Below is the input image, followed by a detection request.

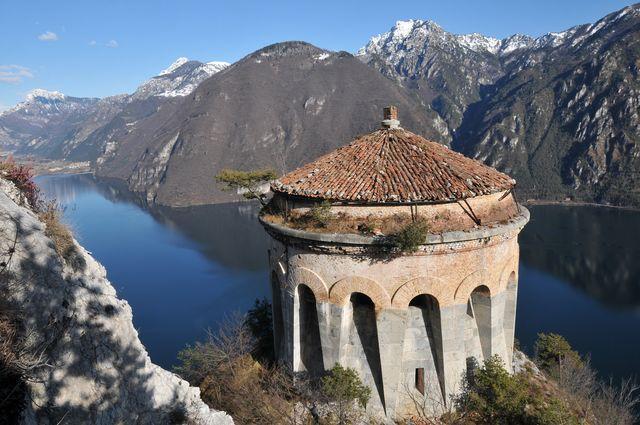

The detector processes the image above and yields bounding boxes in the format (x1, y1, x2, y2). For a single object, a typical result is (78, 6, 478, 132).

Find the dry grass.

(263, 211, 415, 236)
(262, 209, 501, 237)
(38, 202, 85, 271)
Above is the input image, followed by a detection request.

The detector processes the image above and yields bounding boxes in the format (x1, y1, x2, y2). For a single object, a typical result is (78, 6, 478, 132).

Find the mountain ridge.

(2, 4, 639, 207)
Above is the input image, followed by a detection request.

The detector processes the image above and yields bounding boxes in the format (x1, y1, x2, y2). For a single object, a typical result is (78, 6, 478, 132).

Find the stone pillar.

(281, 286, 295, 369)
(316, 301, 334, 371)
(489, 291, 509, 367)
(376, 308, 407, 418)
(503, 281, 518, 370)
(439, 303, 467, 402)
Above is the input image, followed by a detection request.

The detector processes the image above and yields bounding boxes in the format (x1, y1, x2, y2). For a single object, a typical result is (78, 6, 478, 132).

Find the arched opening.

(271, 272, 285, 360)
(344, 292, 385, 410)
(503, 272, 517, 364)
(297, 284, 324, 376)
(464, 285, 492, 365)
(403, 294, 445, 403)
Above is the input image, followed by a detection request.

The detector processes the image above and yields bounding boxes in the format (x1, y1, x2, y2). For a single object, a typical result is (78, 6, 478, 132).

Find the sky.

(0, 0, 636, 110)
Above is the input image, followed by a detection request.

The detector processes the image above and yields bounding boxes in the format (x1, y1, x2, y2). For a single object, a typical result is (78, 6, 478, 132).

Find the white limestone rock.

(0, 178, 233, 424)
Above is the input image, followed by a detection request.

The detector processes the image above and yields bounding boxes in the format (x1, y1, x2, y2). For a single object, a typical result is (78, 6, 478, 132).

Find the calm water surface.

(36, 174, 640, 380)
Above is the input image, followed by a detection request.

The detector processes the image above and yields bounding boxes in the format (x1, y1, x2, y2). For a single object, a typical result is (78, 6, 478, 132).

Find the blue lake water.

(36, 174, 640, 381)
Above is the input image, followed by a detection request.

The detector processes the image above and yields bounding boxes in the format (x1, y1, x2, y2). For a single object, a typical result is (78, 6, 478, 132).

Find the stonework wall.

(273, 190, 519, 230)
(265, 207, 528, 421)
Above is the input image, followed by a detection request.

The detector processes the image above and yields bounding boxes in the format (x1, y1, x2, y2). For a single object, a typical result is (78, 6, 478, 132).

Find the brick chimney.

(382, 106, 400, 129)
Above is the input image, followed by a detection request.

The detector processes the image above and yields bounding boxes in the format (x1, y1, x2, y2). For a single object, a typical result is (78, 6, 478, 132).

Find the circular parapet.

(260, 206, 529, 248)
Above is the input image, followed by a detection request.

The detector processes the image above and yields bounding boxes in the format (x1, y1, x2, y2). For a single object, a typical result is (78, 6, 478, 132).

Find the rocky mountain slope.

(0, 90, 127, 159)
(359, 4, 640, 205)
(3, 4, 639, 207)
(0, 58, 229, 161)
(455, 5, 640, 205)
(0, 178, 233, 424)
(94, 41, 448, 206)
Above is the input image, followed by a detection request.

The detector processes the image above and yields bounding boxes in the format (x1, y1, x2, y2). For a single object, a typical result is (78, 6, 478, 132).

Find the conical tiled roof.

(272, 123, 515, 203)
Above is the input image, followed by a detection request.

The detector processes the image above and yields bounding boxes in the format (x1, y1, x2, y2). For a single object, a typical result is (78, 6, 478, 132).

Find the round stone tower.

(260, 107, 529, 420)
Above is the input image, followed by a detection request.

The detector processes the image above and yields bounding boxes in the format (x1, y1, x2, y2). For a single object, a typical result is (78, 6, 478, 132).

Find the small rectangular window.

(415, 368, 425, 395)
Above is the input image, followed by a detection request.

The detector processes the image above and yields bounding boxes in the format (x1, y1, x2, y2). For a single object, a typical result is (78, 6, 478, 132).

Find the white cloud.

(38, 31, 58, 41)
(0, 102, 8, 112)
(0, 65, 34, 84)
(88, 40, 97, 46)
(105, 39, 118, 48)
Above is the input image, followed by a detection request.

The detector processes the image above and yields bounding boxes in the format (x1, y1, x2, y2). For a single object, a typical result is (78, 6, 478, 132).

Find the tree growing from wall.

(215, 169, 277, 206)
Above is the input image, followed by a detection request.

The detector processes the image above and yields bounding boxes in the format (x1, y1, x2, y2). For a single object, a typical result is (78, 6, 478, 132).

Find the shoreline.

(523, 199, 640, 212)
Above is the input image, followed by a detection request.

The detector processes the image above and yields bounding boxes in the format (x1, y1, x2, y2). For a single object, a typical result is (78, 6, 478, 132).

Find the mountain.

(130, 58, 230, 100)
(4, 4, 639, 207)
(0, 58, 229, 160)
(455, 5, 640, 205)
(357, 20, 505, 130)
(0, 90, 127, 158)
(358, 4, 640, 206)
(94, 41, 449, 206)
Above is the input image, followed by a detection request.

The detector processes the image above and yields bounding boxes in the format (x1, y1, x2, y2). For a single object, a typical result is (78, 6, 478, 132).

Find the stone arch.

(465, 285, 492, 363)
(289, 267, 329, 302)
(329, 276, 391, 309)
(391, 277, 445, 309)
(402, 294, 446, 403)
(296, 284, 324, 375)
(454, 270, 492, 304)
(498, 257, 518, 292)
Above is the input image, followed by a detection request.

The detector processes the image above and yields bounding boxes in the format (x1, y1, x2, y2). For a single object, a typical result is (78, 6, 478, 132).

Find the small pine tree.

(392, 219, 428, 252)
(215, 169, 277, 206)
(535, 333, 583, 373)
(322, 363, 371, 424)
(307, 200, 333, 227)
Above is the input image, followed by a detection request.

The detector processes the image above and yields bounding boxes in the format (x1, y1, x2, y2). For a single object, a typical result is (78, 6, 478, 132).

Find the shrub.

(244, 298, 274, 363)
(306, 200, 333, 227)
(455, 355, 578, 425)
(534, 333, 583, 373)
(322, 363, 371, 423)
(391, 219, 429, 252)
(175, 314, 310, 424)
(534, 333, 639, 425)
(0, 157, 40, 209)
(0, 308, 28, 424)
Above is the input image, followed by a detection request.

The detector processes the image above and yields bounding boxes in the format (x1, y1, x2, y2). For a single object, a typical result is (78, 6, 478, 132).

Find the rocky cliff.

(0, 178, 233, 424)
(95, 41, 447, 206)
(359, 4, 640, 205)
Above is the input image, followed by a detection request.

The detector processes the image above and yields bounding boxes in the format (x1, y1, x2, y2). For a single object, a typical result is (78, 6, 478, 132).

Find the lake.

(36, 173, 640, 381)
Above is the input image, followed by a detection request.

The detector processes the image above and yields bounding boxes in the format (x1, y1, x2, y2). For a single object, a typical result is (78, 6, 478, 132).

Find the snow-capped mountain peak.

(25, 89, 66, 102)
(132, 57, 230, 99)
(456, 33, 501, 54)
(203, 61, 230, 74)
(158, 57, 190, 76)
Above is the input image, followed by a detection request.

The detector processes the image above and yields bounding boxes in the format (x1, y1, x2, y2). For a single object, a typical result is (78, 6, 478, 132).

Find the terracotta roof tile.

(272, 127, 515, 203)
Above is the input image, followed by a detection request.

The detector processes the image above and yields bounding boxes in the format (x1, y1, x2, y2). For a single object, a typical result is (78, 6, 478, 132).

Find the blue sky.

(0, 0, 636, 109)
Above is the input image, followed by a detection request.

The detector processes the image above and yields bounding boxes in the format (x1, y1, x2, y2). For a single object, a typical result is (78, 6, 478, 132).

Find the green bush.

(391, 219, 428, 252)
(306, 200, 333, 227)
(456, 355, 578, 425)
(322, 363, 371, 409)
(244, 298, 274, 363)
(535, 333, 583, 373)
(215, 168, 277, 206)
